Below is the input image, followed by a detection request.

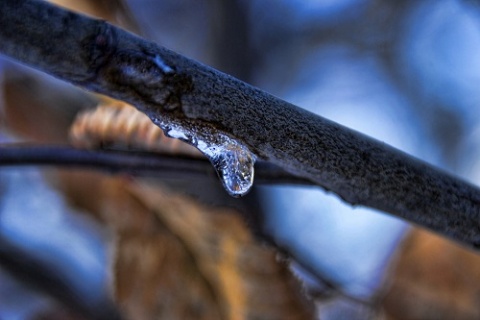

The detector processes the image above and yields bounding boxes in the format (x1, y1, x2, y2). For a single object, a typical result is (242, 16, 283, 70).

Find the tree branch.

(0, 144, 313, 185)
(0, 234, 121, 320)
(1, 0, 480, 249)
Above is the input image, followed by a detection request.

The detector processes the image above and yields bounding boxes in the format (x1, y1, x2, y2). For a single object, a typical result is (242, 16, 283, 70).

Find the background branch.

(0, 144, 313, 186)
(1, 0, 480, 249)
(0, 234, 121, 320)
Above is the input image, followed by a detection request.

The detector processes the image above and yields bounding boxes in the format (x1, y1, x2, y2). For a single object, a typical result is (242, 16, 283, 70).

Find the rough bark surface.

(1, 0, 480, 249)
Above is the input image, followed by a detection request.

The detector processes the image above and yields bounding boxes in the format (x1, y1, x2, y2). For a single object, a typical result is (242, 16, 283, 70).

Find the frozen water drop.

(205, 142, 255, 197)
(155, 120, 256, 197)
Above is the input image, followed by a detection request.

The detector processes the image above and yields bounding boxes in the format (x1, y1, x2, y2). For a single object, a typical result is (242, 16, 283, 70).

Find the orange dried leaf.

(381, 229, 480, 319)
(101, 178, 315, 320)
(131, 182, 315, 319)
(70, 101, 200, 157)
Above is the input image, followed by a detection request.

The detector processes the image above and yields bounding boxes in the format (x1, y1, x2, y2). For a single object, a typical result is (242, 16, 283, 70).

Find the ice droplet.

(207, 142, 255, 197)
(156, 121, 256, 197)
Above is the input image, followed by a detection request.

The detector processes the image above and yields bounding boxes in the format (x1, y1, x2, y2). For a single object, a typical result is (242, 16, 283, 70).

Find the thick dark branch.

(0, 144, 313, 185)
(1, 0, 480, 249)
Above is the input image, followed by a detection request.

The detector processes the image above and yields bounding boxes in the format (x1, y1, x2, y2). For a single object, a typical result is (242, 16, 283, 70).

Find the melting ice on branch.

(155, 120, 256, 197)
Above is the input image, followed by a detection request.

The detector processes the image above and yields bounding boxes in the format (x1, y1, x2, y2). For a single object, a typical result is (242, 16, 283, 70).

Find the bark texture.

(1, 0, 480, 249)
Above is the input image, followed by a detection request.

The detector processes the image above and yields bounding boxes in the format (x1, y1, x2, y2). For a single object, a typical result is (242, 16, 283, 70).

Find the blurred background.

(2, 0, 480, 319)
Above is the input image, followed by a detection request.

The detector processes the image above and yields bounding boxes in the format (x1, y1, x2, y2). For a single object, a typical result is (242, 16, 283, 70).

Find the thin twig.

(1, 143, 373, 306)
(0, 144, 313, 185)
(1, 0, 480, 249)
(0, 234, 121, 320)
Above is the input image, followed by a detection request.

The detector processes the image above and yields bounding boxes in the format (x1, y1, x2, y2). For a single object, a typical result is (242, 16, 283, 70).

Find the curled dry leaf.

(70, 101, 201, 157)
(100, 178, 315, 320)
(380, 229, 480, 320)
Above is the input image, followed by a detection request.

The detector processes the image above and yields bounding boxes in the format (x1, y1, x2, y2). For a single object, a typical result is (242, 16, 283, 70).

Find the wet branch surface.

(1, 0, 480, 249)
